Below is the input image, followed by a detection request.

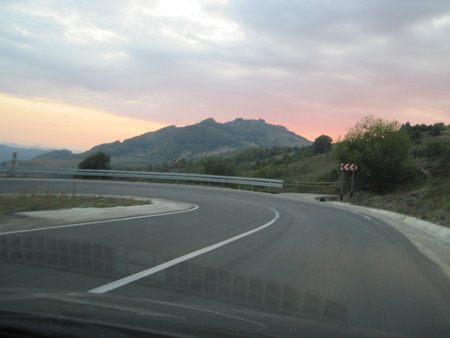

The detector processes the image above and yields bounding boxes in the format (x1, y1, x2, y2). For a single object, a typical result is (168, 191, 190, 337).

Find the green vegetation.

(404, 122, 450, 164)
(0, 194, 149, 214)
(78, 151, 111, 170)
(142, 118, 449, 226)
(313, 135, 333, 154)
(202, 157, 237, 176)
(146, 142, 337, 193)
(334, 116, 419, 192)
(350, 165, 449, 227)
(348, 122, 450, 227)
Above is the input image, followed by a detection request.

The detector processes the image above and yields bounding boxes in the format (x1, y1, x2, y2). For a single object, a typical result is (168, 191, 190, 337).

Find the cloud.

(1, 0, 449, 150)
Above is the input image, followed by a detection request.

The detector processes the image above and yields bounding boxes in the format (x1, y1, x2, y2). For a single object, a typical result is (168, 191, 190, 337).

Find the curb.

(333, 203, 450, 242)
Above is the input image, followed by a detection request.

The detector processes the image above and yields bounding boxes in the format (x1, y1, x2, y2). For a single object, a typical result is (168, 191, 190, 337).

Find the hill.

(8, 118, 311, 169)
(13, 149, 79, 169)
(165, 122, 449, 227)
(0, 144, 54, 163)
(85, 118, 311, 168)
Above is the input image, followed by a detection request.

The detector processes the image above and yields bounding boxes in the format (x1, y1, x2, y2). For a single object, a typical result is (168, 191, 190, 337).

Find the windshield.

(1, 1, 450, 337)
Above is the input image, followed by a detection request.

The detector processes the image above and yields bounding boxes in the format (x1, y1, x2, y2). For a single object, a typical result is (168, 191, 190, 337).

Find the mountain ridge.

(0, 144, 56, 163)
(3, 118, 311, 169)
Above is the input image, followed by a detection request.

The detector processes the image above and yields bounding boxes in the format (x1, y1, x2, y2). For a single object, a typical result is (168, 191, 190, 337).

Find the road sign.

(340, 163, 358, 171)
(340, 163, 358, 200)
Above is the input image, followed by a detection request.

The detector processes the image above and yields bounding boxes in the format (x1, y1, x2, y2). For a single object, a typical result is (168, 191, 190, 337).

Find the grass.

(349, 172, 450, 228)
(0, 194, 150, 214)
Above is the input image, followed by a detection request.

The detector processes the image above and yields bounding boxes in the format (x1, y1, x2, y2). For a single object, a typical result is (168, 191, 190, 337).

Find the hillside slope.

(87, 118, 311, 168)
(0, 144, 54, 163)
(8, 118, 311, 169)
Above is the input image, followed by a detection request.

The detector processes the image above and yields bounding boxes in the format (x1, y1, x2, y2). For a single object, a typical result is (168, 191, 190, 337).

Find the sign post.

(350, 171, 356, 198)
(340, 163, 358, 200)
(11, 152, 17, 177)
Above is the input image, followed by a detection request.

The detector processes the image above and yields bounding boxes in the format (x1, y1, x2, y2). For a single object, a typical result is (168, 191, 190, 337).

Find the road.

(1, 178, 450, 337)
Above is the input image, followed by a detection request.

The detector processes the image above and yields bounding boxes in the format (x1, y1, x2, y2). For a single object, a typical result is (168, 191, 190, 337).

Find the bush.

(334, 116, 416, 192)
(425, 143, 447, 160)
(78, 152, 111, 170)
(202, 157, 236, 176)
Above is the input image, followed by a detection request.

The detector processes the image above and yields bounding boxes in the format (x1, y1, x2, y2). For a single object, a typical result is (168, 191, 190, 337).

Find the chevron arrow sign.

(340, 163, 358, 171)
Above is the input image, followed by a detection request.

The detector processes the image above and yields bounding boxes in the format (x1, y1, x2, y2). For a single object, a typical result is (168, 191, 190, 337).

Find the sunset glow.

(1, 0, 449, 151)
(0, 94, 165, 152)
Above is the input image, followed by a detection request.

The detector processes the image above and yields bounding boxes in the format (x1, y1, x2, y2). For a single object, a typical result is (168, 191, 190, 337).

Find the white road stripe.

(88, 208, 281, 294)
(0, 205, 199, 236)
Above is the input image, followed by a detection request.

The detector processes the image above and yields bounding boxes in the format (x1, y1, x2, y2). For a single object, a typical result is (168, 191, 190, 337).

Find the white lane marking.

(348, 209, 372, 221)
(88, 208, 281, 294)
(0, 205, 199, 236)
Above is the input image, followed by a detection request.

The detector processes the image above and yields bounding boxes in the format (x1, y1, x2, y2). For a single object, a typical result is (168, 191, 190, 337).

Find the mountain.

(86, 118, 311, 168)
(7, 118, 312, 169)
(33, 149, 74, 160)
(0, 144, 55, 163)
(0, 149, 79, 169)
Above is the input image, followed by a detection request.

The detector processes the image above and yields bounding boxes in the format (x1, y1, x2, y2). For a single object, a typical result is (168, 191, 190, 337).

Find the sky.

(1, 0, 449, 152)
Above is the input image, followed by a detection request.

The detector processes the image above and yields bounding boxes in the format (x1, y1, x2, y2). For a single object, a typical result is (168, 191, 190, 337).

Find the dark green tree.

(429, 122, 445, 136)
(202, 157, 236, 176)
(313, 135, 333, 154)
(334, 116, 416, 192)
(78, 151, 111, 170)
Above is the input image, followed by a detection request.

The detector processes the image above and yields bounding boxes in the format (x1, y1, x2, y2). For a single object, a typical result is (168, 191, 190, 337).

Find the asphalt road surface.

(1, 179, 450, 337)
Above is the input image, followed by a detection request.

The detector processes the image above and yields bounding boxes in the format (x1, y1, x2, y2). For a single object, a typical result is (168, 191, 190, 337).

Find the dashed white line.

(88, 208, 281, 294)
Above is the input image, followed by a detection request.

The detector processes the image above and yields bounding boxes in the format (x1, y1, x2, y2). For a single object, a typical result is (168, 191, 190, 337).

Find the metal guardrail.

(283, 181, 339, 194)
(0, 169, 284, 188)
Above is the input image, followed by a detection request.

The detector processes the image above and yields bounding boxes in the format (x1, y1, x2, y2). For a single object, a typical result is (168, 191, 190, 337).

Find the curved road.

(1, 179, 450, 337)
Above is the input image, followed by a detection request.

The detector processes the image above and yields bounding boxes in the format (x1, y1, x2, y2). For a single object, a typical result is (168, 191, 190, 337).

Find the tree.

(78, 151, 111, 170)
(429, 122, 445, 136)
(313, 135, 333, 154)
(334, 116, 416, 192)
(202, 157, 236, 176)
